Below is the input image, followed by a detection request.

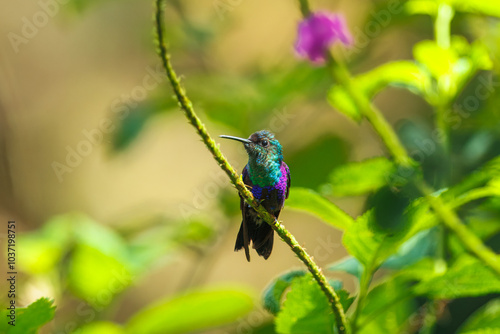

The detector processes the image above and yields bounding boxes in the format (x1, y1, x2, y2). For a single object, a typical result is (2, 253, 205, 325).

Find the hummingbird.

(220, 130, 290, 261)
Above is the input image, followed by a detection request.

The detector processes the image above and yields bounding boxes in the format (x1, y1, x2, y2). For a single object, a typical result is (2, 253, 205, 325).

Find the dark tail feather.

(235, 222, 251, 262)
(253, 223, 274, 260)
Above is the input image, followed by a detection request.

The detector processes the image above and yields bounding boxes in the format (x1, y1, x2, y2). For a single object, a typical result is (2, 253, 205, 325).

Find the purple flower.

(294, 12, 353, 64)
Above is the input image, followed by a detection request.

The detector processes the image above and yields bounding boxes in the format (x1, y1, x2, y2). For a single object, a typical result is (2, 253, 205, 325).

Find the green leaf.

(413, 38, 492, 103)
(323, 157, 396, 197)
(173, 220, 214, 244)
(18, 215, 74, 274)
(458, 299, 500, 334)
(357, 61, 431, 97)
(112, 102, 156, 152)
(74, 322, 124, 334)
(126, 286, 255, 334)
(275, 275, 353, 334)
(67, 244, 132, 306)
(404, 0, 439, 16)
(262, 270, 307, 315)
(357, 275, 416, 334)
(342, 210, 407, 268)
(414, 40, 459, 79)
(450, 0, 500, 18)
(327, 86, 363, 122)
(405, 0, 500, 20)
(111, 97, 176, 152)
(382, 229, 438, 270)
(0, 298, 56, 334)
(327, 61, 430, 122)
(414, 255, 500, 298)
(327, 256, 363, 281)
(286, 187, 353, 230)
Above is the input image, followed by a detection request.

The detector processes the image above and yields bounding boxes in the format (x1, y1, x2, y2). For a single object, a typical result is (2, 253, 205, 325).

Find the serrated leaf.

(414, 255, 500, 298)
(324, 157, 396, 197)
(275, 275, 352, 334)
(126, 287, 254, 334)
(327, 256, 363, 280)
(286, 187, 353, 230)
(458, 299, 500, 334)
(262, 270, 307, 315)
(0, 298, 56, 334)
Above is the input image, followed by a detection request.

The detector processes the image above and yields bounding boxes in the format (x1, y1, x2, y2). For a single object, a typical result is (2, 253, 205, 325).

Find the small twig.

(153, 1, 348, 332)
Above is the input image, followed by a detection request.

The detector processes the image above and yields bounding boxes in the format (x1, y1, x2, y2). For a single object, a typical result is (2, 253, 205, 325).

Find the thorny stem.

(154, 1, 349, 333)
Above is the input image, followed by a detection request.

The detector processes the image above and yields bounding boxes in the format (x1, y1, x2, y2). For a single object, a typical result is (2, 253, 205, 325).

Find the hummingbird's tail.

(253, 223, 274, 260)
(235, 220, 274, 261)
(235, 220, 251, 262)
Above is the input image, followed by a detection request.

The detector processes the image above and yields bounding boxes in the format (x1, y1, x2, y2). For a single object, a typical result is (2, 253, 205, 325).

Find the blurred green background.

(1, 0, 499, 333)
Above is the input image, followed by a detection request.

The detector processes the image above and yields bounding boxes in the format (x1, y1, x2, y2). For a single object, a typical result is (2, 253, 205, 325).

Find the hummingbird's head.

(220, 130, 283, 164)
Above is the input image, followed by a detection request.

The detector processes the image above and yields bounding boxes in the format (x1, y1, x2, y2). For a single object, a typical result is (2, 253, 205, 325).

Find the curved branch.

(153, 1, 349, 333)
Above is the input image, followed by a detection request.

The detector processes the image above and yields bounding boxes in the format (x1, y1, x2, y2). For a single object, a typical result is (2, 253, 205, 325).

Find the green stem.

(328, 60, 413, 167)
(420, 301, 440, 334)
(154, 1, 348, 333)
(417, 182, 500, 276)
(298, 0, 311, 16)
(434, 4, 454, 153)
(350, 259, 377, 333)
(435, 3, 454, 49)
(435, 103, 450, 155)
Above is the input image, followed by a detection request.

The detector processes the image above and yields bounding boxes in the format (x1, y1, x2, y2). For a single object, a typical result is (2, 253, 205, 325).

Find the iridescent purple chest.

(250, 163, 289, 212)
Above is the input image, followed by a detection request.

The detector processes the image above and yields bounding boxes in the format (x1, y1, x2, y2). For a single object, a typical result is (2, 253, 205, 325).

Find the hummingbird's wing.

(284, 162, 291, 199)
(234, 165, 251, 261)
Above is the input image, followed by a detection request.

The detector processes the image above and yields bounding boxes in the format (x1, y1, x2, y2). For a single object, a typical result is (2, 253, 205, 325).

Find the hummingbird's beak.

(219, 135, 252, 144)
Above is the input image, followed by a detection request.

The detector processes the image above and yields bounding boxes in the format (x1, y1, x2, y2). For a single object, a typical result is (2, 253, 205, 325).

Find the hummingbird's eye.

(261, 140, 269, 147)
